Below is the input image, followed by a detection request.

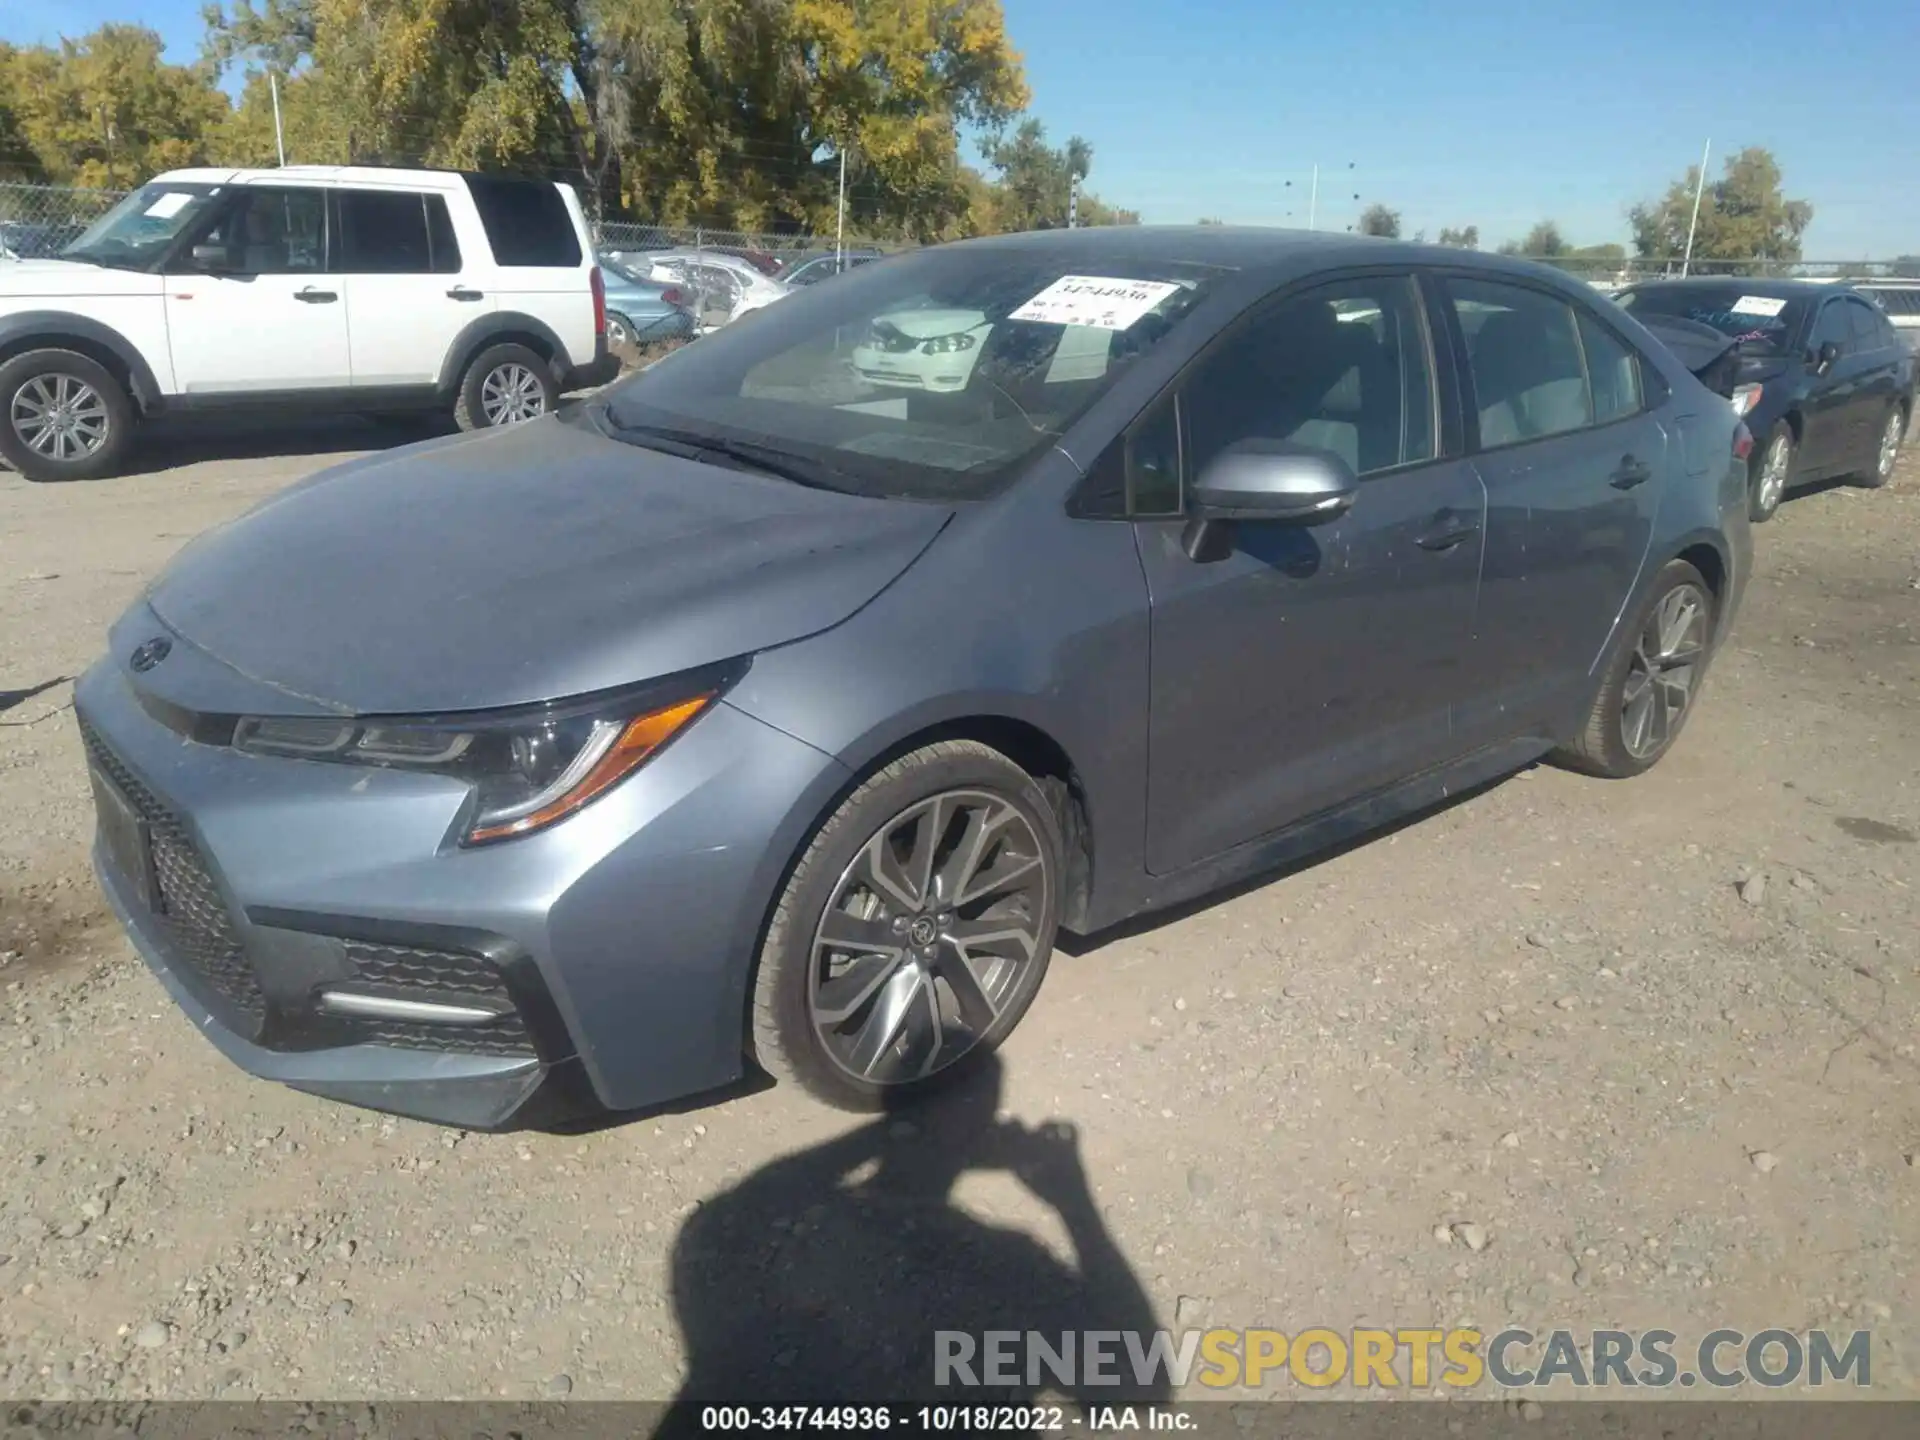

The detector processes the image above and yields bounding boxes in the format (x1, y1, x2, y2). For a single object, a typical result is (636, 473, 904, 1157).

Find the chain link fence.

(0, 181, 1901, 286)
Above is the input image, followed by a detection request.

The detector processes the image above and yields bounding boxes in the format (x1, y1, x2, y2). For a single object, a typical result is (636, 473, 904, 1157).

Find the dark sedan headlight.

(232, 676, 727, 845)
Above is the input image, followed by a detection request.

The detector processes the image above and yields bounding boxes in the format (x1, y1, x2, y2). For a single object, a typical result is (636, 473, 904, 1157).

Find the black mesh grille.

(338, 940, 535, 1058)
(79, 717, 267, 1032)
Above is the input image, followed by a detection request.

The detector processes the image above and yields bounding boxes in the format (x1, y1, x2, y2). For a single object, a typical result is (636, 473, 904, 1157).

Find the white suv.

(0, 165, 617, 482)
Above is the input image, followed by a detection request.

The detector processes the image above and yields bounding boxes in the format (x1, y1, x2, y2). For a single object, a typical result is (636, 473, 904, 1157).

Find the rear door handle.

(1415, 513, 1480, 552)
(446, 287, 484, 301)
(294, 288, 338, 304)
(1609, 455, 1653, 489)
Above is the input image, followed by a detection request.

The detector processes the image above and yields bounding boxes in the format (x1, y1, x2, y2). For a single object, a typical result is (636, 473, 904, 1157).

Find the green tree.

(1357, 202, 1400, 238)
(1628, 146, 1812, 263)
(1436, 225, 1478, 249)
(1500, 220, 1568, 257)
(1196, 216, 1224, 226)
(0, 26, 228, 187)
(979, 117, 1135, 231)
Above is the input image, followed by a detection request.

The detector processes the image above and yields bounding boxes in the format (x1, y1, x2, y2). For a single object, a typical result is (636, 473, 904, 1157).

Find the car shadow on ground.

(116, 413, 453, 475)
(652, 1051, 1169, 1432)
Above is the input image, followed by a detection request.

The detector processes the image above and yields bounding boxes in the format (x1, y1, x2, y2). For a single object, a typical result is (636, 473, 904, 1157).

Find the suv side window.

(1446, 277, 1592, 446)
(1182, 275, 1436, 483)
(1812, 300, 1851, 355)
(338, 191, 435, 274)
(192, 187, 326, 274)
(465, 176, 581, 267)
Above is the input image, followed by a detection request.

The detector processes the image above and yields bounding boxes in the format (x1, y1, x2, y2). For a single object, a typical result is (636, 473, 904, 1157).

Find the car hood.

(872, 309, 990, 340)
(143, 417, 952, 715)
(0, 258, 161, 298)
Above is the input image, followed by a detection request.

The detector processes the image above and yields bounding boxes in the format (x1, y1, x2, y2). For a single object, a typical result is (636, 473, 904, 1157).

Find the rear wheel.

(1856, 405, 1905, 489)
(453, 344, 557, 432)
(748, 740, 1062, 1111)
(0, 349, 135, 482)
(1555, 559, 1715, 779)
(1748, 421, 1793, 522)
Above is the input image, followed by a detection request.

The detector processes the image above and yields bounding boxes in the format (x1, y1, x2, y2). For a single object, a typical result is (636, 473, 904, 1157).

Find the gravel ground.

(1, 417, 1917, 1404)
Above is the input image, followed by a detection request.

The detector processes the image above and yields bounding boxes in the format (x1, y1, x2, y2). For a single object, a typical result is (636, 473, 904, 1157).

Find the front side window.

(1845, 298, 1884, 348)
(339, 191, 432, 274)
(189, 187, 327, 274)
(1450, 278, 1593, 446)
(1182, 275, 1436, 482)
(599, 248, 1219, 501)
(1812, 301, 1851, 356)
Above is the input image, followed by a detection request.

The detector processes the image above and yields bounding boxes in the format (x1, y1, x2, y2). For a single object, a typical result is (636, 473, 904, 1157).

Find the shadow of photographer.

(657, 1052, 1167, 1429)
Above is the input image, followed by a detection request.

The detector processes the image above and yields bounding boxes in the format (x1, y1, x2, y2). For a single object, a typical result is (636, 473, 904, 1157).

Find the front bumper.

(75, 645, 847, 1127)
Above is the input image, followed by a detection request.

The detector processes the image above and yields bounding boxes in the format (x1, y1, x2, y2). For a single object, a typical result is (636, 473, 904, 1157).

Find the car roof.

(148, 165, 563, 193)
(1620, 276, 1850, 300)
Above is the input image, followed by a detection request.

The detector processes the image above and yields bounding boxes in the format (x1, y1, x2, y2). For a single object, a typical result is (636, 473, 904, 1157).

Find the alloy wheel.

(11, 372, 109, 462)
(607, 315, 631, 348)
(1756, 434, 1791, 512)
(478, 364, 547, 426)
(807, 789, 1050, 1086)
(1879, 412, 1902, 482)
(1621, 583, 1709, 760)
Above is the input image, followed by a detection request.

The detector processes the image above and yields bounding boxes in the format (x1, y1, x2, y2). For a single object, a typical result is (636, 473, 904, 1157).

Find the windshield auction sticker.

(1729, 294, 1788, 318)
(1010, 276, 1184, 330)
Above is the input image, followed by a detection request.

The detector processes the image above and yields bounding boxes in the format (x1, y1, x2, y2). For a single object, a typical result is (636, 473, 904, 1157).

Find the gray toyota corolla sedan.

(77, 228, 1752, 1127)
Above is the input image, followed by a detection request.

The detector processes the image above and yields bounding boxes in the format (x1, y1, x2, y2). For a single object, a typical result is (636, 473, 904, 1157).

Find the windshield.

(60, 182, 223, 269)
(598, 246, 1219, 500)
(1618, 284, 1807, 355)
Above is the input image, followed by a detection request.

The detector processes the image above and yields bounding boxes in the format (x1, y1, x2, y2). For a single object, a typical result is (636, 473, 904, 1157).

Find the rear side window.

(1448, 278, 1593, 446)
(339, 191, 433, 273)
(465, 176, 582, 267)
(1577, 313, 1644, 424)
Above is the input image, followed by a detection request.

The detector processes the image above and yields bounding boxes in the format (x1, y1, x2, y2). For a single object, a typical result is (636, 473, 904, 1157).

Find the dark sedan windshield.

(599, 246, 1220, 500)
(1617, 284, 1808, 356)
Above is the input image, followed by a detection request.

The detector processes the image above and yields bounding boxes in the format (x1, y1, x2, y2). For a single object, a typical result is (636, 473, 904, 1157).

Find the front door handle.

(1415, 513, 1480, 552)
(294, 287, 338, 304)
(446, 286, 484, 301)
(1609, 454, 1653, 489)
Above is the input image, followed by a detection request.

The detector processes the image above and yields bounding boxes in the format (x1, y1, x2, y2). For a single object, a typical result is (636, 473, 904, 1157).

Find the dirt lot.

(1, 418, 1917, 1404)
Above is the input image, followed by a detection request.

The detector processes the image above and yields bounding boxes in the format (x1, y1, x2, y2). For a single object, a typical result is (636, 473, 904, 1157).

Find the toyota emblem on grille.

(129, 637, 172, 673)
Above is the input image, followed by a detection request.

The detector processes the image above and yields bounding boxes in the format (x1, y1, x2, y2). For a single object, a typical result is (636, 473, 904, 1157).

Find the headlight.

(232, 671, 731, 845)
(919, 332, 977, 355)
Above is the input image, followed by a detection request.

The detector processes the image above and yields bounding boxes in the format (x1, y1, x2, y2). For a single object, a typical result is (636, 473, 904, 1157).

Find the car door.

(1799, 297, 1857, 472)
(335, 188, 475, 388)
(1844, 296, 1903, 464)
(162, 185, 350, 394)
(1438, 274, 1667, 745)
(1130, 272, 1486, 876)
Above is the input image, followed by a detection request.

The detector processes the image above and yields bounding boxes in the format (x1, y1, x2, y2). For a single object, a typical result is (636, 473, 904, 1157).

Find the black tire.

(1747, 420, 1794, 522)
(0, 348, 135, 482)
(1854, 404, 1906, 490)
(452, 343, 557, 432)
(1555, 559, 1717, 780)
(748, 739, 1063, 1111)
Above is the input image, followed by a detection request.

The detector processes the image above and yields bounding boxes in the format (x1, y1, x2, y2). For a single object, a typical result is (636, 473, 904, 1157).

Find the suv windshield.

(1617, 284, 1808, 356)
(60, 182, 222, 269)
(598, 246, 1219, 500)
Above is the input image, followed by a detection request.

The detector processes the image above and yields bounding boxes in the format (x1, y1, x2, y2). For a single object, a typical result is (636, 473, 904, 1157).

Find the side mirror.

(1190, 439, 1359, 523)
(189, 243, 233, 273)
(1814, 340, 1840, 374)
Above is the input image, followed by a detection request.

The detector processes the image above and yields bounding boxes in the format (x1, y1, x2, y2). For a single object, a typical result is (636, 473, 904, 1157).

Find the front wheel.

(1555, 559, 1716, 779)
(1856, 406, 1905, 490)
(0, 349, 135, 482)
(748, 740, 1062, 1111)
(1748, 421, 1794, 522)
(453, 343, 557, 432)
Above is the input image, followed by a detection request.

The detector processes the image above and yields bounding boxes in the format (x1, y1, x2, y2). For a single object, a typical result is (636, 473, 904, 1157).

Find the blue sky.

(6, 0, 1916, 258)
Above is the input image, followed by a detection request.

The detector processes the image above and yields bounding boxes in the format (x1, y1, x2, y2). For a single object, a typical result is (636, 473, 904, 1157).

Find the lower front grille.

(334, 939, 536, 1059)
(79, 717, 267, 1031)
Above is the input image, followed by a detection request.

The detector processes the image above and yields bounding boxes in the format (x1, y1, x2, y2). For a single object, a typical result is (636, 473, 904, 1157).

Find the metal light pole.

(1068, 173, 1079, 229)
(1307, 164, 1318, 230)
(270, 72, 287, 166)
(1681, 138, 1711, 278)
(835, 146, 847, 272)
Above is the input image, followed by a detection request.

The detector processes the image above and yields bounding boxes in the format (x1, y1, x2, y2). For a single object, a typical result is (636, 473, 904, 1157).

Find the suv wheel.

(454, 344, 557, 432)
(749, 740, 1062, 1111)
(0, 349, 135, 482)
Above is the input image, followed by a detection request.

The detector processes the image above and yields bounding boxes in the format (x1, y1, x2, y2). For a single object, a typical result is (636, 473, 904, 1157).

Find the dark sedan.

(1618, 279, 1914, 521)
(77, 229, 1750, 1126)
